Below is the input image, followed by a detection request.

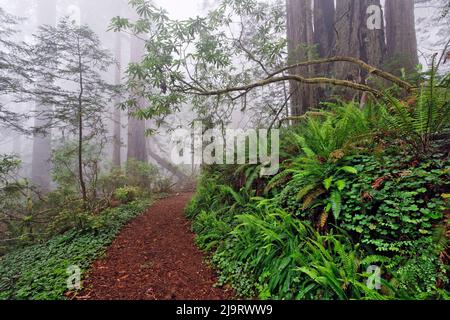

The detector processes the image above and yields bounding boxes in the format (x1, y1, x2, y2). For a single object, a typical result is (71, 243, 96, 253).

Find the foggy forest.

(0, 0, 449, 302)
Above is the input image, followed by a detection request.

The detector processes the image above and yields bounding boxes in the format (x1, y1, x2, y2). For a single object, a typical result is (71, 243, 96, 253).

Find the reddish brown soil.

(75, 193, 234, 300)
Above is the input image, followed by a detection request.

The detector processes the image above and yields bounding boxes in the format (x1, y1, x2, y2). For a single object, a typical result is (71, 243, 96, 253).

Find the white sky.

(154, 0, 206, 19)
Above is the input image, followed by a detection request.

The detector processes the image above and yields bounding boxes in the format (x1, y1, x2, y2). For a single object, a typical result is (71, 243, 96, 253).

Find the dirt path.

(76, 193, 234, 300)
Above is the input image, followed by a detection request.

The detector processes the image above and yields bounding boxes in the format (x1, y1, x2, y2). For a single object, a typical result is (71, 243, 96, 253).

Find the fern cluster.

(186, 78, 449, 300)
(382, 59, 450, 155)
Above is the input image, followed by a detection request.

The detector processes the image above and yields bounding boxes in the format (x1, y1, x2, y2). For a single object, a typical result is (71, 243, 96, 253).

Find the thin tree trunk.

(112, 3, 123, 167)
(31, 0, 56, 193)
(147, 140, 189, 182)
(77, 38, 87, 206)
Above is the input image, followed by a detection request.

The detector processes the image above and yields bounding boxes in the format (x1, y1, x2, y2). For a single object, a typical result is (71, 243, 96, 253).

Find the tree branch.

(267, 56, 415, 92)
(187, 74, 384, 98)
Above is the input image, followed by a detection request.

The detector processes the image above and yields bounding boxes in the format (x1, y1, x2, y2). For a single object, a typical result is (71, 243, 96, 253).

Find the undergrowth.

(0, 199, 150, 300)
(186, 73, 450, 300)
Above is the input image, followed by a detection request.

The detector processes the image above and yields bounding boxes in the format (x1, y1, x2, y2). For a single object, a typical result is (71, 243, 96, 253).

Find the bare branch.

(267, 56, 415, 92)
(187, 74, 384, 98)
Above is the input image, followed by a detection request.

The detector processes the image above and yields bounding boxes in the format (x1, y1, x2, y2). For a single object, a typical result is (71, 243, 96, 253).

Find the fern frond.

(302, 187, 326, 210)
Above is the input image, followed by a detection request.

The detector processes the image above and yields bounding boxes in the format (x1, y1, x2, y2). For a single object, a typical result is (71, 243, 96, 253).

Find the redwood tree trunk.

(112, 1, 123, 167)
(313, 0, 335, 101)
(286, 0, 316, 116)
(314, 0, 335, 59)
(127, 35, 148, 163)
(334, 0, 386, 99)
(385, 0, 419, 74)
(127, 109, 148, 162)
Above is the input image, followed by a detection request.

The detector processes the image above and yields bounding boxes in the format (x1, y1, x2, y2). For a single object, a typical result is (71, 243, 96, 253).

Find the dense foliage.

(186, 75, 450, 300)
(0, 199, 149, 300)
(0, 8, 27, 130)
(0, 0, 449, 302)
(0, 11, 160, 256)
(0, 153, 167, 255)
(0, 6, 172, 300)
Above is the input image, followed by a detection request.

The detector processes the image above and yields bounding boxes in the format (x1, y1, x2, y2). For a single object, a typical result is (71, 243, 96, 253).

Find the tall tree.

(31, 19, 115, 205)
(127, 38, 148, 162)
(31, 0, 56, 193)
(111, 0, 397, 129)
(286, 0, 316, 116)
(10, 1, 29, 159)
(0, 7, 30, 132)
(313, 0, 335, 100)
(79, 0, 126, 166)
(112, 0, 124, 167)
(334, 0, 386, 99)
(314, 0, 335, 59)
(385, 0, 419, 74)
(126, 25, 148, 162)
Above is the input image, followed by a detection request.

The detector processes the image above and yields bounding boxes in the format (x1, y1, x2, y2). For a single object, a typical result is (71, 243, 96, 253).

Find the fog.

(1, 0, 449, 300)
(0, 0, 448, 190)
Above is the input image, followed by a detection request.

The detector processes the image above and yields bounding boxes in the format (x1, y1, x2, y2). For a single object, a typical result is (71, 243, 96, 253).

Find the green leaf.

(323, 176, 333, 190)
(330, 191, 342, 221)
(339, 166, 358, 174)
(335, 180, 346, 191)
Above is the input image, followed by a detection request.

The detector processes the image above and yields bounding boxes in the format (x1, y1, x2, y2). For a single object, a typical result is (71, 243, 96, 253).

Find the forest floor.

(74, 193, 234, 300)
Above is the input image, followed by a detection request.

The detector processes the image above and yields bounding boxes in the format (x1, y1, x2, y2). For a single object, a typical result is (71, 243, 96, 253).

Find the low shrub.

(0, 199, 149, 300)
(186, 97, 449, 300)
(340, 152, 449, 254)
(113, 186, 141, 204)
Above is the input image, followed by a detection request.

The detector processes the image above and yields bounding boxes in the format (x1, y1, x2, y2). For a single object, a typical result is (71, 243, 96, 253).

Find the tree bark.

(127, 24, 148, 162)
(313, 0, 335, 100)
(112, 36, 122, 167)
(31, 0, 56, 193)
(286, 0, 316, 116)
(314, 0, 335, 59)
(112, 1, 123, 167)
(334, 0, 386, 99)
(385, 0, 419, 74)
(77, 37, 88, 206)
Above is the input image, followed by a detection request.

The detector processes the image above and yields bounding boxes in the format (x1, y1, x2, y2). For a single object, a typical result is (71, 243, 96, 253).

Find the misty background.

(0, 0, 448, 189)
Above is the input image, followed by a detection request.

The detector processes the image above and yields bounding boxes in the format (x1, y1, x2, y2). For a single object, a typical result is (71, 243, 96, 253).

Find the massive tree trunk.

(127, 108, 148, 163)
(334, 0, 386, 99)
(31, 0, 56, 193)
(313, 0, 335, 100)
(286, 0, 316, 116)
(127, 35, 148, 163)
(314, 0, 335, 59)
(385, 0, 419, 74)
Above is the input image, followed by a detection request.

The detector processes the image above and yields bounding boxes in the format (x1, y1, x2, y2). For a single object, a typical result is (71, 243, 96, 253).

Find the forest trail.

(75, 193, 234, 300)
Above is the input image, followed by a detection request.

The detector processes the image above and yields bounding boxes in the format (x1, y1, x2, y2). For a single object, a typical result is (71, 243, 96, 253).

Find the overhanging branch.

(268, 56, 415, 92)
(186, 74, 383, 98)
